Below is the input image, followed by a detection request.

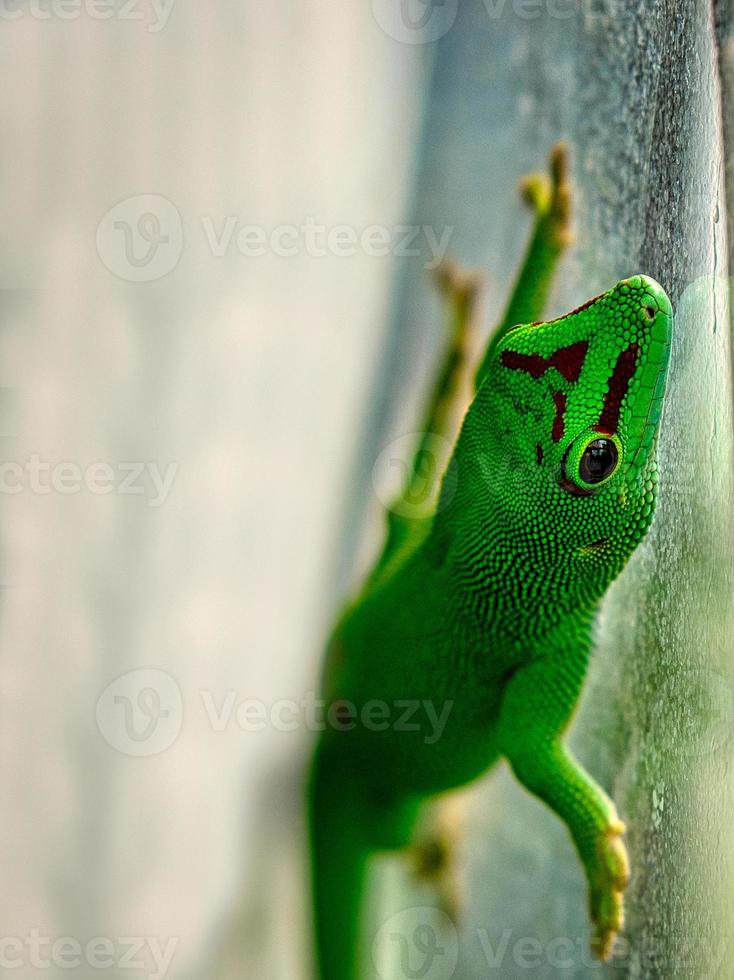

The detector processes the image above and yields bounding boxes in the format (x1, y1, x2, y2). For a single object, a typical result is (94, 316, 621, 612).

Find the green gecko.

(308, 145, 672, 980)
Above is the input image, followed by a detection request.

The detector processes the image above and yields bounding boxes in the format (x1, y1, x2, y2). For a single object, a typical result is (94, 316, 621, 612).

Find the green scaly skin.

(308, 149, 672, 980)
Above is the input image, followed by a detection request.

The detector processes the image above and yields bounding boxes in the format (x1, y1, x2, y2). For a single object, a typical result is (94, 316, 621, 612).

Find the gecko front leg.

(495, 620, 629, 960)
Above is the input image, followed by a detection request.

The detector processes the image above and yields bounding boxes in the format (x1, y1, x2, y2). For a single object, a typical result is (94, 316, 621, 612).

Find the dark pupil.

(579, 439, 618, 484)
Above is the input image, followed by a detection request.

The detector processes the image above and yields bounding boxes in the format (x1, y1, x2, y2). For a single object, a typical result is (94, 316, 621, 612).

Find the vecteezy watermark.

(476, 929, 608, 971)
(95, 671, 454, 756)
(0, 456, 178, 507)
(371, 0, 459, 44)
(372, 907, 460, 980)
(0, 0, 176, 32)
(371, 429, 566, 518)
(371, 0, 637, 45)
(200, 691, 454, 745)
(96, 669, 184, 757)
(474, 928, 734, 974)
(372, 432, 458, 518)
(372, 918, 733, 976)
(96, 195, 184, 282)
(96, 195, 453, 282)
(480, 0, 582, 18)
(200, 215, 453, 269)
(0, 930, 177, 979)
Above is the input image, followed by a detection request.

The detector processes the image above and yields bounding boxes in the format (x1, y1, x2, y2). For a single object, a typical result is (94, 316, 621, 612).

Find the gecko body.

(308, 148, 672, 980)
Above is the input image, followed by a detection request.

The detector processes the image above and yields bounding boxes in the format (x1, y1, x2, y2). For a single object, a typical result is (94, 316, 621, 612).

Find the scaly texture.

(308, 161, 672, 980)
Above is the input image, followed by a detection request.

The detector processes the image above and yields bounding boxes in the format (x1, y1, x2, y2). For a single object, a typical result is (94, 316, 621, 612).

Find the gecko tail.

(308, 741, 374, 980)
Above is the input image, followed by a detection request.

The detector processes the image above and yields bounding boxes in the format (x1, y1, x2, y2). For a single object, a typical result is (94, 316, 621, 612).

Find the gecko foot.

(518, 141, 572, 249)
(589, 821, 630, 961)
(410, 834, 463, 924)
(409, 798, 465, 925)
(432, 259, 483, 311)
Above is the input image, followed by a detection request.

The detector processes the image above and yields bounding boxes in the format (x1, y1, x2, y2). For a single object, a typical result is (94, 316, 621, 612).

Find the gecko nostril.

(643, 305, 656, 320)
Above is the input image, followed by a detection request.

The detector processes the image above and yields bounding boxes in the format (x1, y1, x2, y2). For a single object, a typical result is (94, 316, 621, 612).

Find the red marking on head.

(552, 391, 566, 442)
(501, 350, 549, 378)
(502, 342, 588, 382)
(549, 341, 588, 382)
(594, 344, 639, 434)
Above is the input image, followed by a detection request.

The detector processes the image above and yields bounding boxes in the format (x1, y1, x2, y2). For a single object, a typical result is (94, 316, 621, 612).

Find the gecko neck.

(422, 490, 621, 641)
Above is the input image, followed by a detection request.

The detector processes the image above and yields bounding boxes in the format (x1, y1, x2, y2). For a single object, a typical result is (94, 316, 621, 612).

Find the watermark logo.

(200, 691, 453, 745)
(373, 907, 459, 980)
(97, 200, 452, 278)
(0, 0, 176, 32)
(96, 195, 183, 282)
(372, 432, 458, 518)
(96, 669, 183, 757)
(200, 216, 452, 268)
(371, 0, 630, 44)
(0, 456, 177, 507)
(371, 0, 459, 44)
(0, 930, 177, 979)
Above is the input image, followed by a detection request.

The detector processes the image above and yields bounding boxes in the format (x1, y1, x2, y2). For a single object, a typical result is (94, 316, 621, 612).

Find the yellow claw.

(548, 141, 573, 247)
(519, 172, 551, 214)
(589, 822, 630, 961)
(518, 141, 573, 248)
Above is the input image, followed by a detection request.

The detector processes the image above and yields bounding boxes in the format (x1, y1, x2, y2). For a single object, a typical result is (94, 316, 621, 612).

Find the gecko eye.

(561, 431, 623, 495)
(579, 439, 618, 484)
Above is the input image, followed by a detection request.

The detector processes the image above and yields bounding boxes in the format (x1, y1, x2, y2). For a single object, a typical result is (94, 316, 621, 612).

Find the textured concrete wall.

(364, 3, 734, 978)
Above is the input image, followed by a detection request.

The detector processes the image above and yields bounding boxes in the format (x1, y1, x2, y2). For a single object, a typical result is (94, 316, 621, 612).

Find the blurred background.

(3, 2, 734, 979)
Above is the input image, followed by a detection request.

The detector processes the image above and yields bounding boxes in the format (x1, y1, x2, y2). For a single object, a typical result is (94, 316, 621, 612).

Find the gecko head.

(476, 275, 672, 584)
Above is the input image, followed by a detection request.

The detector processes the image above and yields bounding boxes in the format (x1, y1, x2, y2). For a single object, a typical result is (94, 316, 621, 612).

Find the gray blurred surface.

(0, 6, 426, 979)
